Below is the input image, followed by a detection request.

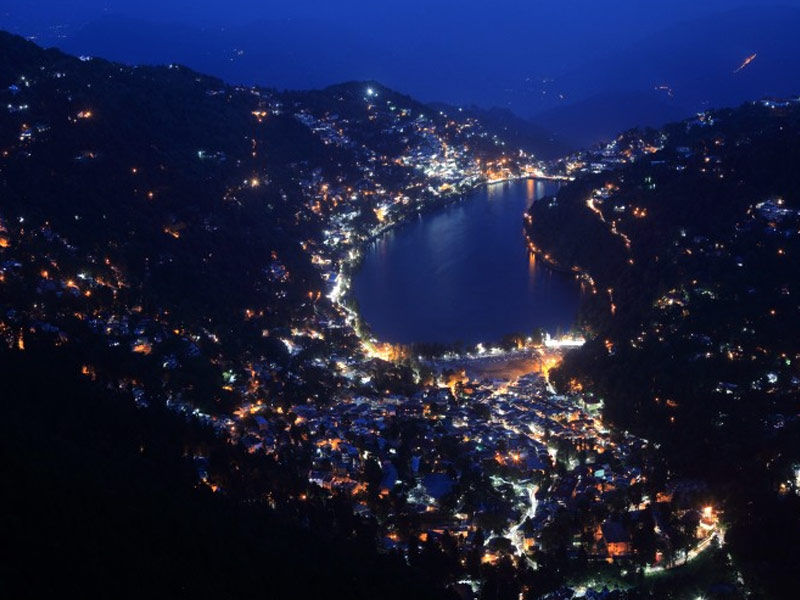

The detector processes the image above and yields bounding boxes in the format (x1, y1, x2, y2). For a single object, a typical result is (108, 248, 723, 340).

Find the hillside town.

(0, 33, 747, 599)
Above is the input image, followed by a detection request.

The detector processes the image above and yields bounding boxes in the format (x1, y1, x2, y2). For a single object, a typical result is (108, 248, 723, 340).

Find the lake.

(353, 179, 581, 345)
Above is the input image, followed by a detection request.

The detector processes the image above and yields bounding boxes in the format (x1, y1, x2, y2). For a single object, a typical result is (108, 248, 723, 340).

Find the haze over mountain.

(5, 1, 800, 150)
(531, 6, 800, 145)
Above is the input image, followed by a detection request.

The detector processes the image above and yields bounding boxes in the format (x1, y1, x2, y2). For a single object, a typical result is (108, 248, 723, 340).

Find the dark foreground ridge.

(2, 344, 452, 599)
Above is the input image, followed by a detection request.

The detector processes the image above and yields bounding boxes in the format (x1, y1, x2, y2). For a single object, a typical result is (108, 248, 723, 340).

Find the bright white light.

(543, 333, 586, 348)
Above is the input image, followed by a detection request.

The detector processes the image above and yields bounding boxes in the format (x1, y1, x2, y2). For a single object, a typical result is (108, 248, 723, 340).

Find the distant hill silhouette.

(48, 6, 800, 152)
(530, 6, 800, 146)
(531, 91, 689, 148)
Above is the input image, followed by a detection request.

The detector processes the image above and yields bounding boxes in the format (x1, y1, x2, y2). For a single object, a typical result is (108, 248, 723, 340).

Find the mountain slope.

(1, 31, 527, 598)
(526, 99, 800, 597)
(431, 103, 570, 159)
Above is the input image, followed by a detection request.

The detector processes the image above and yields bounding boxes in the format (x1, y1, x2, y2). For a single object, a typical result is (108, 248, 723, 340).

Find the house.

(601, 520, 631, 557)
(519, 517, 539, 551)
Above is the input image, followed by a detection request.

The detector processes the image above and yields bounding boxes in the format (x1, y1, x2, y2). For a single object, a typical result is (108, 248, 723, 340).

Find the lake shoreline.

(350, 179, 582, 346)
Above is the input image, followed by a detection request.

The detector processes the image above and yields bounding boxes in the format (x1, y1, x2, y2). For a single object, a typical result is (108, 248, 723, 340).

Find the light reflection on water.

(353, 180, 581, 345)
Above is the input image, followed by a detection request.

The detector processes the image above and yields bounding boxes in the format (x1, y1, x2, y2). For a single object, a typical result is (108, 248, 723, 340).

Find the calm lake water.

(352, 179, 581, 345)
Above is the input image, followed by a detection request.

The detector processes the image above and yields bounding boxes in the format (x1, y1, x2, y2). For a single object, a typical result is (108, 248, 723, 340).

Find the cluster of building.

(0, 63, 725, 599)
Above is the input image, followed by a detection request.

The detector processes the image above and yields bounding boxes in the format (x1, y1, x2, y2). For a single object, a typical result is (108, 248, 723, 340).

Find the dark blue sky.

(4, 1, 800, 142)
(3, 0, 789, 27)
